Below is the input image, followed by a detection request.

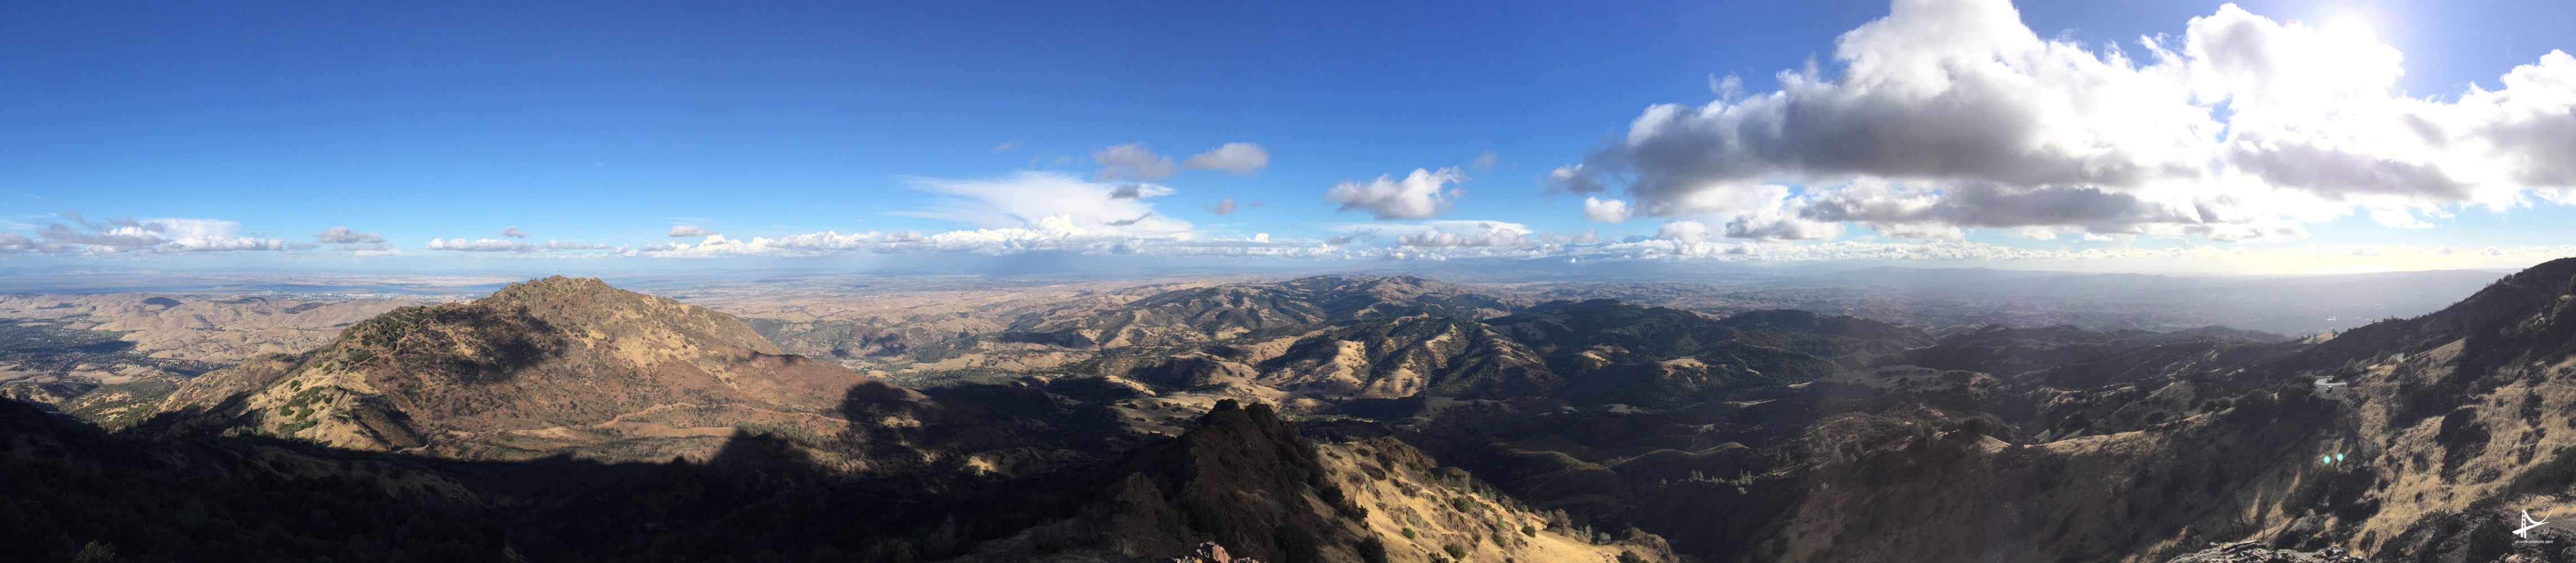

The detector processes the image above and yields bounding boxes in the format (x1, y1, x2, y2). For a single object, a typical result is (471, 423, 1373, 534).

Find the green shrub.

(72, 542, 116, 563)
(1357, 538, 1389, 563)
(1522, 524, 1537, 537)
(2508, 446, 2576, 496)
(1443, 543, 1466, 560)
(1276, 524, 1320, 563)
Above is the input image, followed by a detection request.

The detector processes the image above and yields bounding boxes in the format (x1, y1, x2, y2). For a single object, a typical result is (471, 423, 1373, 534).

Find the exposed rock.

(2161, 542, 2373, 562)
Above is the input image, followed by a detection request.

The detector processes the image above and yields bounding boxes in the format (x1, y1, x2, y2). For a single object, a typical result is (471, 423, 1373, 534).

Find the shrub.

(1276, 524, 1320, 563)
(2466, 520, 2515, 562)
(2508, 446, 2576, 497)
(1522, 524, 1537, 537)
(1357, 539, 1389, 563)
(1443, 543, 1467, 560)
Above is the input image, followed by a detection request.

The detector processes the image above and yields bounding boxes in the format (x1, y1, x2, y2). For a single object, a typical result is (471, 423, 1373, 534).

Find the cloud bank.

(425, 238, 610, 253)
(1549, 0, 2576, 242)
(6, 214, 287, 254)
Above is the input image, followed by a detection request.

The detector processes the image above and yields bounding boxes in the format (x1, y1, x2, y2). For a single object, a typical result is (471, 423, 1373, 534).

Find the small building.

(2315, 377, 2350, 397)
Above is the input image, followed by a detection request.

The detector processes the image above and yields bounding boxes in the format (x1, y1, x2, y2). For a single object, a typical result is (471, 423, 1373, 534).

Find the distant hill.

(146, 276, 880, 462)
(1008, 275, 1516, 348)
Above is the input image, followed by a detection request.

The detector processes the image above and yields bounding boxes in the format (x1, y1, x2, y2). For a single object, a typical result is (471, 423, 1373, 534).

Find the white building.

(2315, 377, 2350, 397)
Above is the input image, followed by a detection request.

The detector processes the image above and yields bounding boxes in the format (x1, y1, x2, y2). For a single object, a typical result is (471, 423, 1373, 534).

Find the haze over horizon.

(6, 0, 2575, 278)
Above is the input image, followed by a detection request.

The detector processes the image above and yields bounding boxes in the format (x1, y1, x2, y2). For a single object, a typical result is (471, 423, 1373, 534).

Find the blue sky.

(3, 0, 2573, 275)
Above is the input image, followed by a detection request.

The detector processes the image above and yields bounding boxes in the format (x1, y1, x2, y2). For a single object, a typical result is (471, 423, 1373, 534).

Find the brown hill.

(148, 276, 876, 462)
(953, 399, 1670, 563)
(1009, 275, 1516, 350)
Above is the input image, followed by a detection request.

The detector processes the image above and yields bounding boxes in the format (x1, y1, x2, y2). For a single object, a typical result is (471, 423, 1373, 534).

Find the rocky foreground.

(2161, 542, 2371, 562)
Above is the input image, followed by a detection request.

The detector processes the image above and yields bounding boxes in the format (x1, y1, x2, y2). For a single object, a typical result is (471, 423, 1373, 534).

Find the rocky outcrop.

(2161, 542, 2372, 562)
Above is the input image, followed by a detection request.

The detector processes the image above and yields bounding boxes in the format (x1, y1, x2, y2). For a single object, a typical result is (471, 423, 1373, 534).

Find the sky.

(3, 0, 2573, 276)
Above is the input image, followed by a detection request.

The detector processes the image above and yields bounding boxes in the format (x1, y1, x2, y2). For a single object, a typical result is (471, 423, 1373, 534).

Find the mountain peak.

(151, 278, 867, 461)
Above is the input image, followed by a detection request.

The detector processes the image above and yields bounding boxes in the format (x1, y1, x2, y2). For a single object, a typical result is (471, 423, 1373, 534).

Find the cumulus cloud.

(1210, 198, 1240, 215)
(1389, 220, 1534, 248)
(1472, 152, 1499, 169)
(1656, 221, 1713, 243)
(1181, 142, 1270, 175)
(498, 226, 529, 238)
(1581, 197, 1632, 222)
(1549, 0, 2576, 243)
(424, 238, 610, 253)
(1326, 168, 1468, 220)
(1400, 226, 1530, 248)
(313, 226, 385, 244)
(21, 215, 286, 253)
(669, 225, 719, 236)
(1093, 143, 1179, 181)
(0, 233, 56, 253)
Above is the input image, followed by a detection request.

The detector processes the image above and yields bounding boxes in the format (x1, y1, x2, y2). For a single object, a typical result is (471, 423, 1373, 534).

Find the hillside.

(14, 263, 2576, 561)
(146, 276, 877, 462)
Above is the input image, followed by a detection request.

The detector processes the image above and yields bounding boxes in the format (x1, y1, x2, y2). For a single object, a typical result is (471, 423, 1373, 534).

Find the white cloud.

(1398, 222, 1531, 248)
(314, 226, 385, 244)
(669, 225, 719, 236)
(498, 226, 529, 238)
(0, 233, 57, 253)
(1182, 142, 1270, 175)
(1326, 168, 1467, 220)
(1548, 0, 2576, 243)
(641, 231, 881, 258)
(1656, 220, 1712, 243)
(892, 171, 1193, 235)
(1581, 197, 1633, 223)
(1472, 152, 1499, 169)
(993, 140, 1019, 152)
(1210, 197, 1241, 215)
(28, 216, 284, 253)
(2368, 208, 2433, 229)
(424, 238, 610, 253)
(1540, 230, 1602, 244)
